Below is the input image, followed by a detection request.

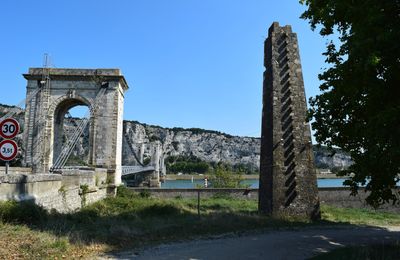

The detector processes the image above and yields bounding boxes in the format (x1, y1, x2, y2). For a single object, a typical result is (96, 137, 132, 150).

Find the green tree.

(211, 165, 245, 188)
(301, 0, 400, 207)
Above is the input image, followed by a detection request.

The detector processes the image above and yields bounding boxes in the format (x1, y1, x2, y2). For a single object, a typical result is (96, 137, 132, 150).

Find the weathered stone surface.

(259, 22, 320, 219)
(0, 173, 62, 184)
(22, 68, 128, 185)
(0, 168, 110, 213)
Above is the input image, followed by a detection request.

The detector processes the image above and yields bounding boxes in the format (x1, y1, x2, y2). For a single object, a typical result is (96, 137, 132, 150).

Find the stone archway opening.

(52, 98, 93, 168)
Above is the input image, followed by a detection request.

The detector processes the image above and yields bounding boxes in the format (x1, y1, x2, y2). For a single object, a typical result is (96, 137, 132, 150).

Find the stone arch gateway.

(22, 68, 129, 185)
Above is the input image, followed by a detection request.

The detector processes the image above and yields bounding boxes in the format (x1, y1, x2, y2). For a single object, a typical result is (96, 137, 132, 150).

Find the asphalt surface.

(100, 226, 400, 260)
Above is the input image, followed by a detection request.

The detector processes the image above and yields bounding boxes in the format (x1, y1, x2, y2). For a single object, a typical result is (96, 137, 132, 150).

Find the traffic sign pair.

(0, 118, 19, 161)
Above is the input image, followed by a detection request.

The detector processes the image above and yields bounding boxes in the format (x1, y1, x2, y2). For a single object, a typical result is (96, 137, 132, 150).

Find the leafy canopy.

(211, 165, 246, 188)
(300, 0, 400, 207)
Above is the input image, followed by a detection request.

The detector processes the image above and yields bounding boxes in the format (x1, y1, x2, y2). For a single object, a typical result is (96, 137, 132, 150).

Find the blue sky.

(0, 0, 328, 138)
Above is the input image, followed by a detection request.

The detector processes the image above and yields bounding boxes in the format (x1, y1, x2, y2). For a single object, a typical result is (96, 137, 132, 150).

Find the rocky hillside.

(313, 146, 353, 171)
(122, 121, 260, 172)
(0, 104, 352, 170)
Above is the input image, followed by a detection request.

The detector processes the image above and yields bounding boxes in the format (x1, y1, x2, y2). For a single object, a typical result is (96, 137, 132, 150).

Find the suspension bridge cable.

(51, 87, 107, 171)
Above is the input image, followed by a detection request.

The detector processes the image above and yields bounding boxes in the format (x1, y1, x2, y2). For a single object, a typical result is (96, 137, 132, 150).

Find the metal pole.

(197, 190, 200, 218)
(5, 162, 9, 174)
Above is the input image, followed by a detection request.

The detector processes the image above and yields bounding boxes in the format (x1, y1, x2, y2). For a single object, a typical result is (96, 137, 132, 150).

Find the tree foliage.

(166, 155, 209, 174)
(301, 0, 400, 207)
(211, 165, 246, 188)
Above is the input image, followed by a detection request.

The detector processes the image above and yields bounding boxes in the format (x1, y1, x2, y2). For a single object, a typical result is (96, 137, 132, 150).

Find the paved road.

(101, 226, 400, 260)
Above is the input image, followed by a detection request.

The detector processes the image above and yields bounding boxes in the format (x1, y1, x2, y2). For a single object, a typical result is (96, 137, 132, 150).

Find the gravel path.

(100, 226, 400, 260)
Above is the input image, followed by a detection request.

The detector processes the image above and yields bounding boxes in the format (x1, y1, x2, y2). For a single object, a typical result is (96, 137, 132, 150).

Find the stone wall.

(130, 188, 259, 200)
(318, 187, 400, 213)
(0, 167, 31, 175)
(0, 168, 113, 213)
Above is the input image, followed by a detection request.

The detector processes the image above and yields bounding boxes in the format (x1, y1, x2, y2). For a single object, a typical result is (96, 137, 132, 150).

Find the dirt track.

(100, 225, 400, 260)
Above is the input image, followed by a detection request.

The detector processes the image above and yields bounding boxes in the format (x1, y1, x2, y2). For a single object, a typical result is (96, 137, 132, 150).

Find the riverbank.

(165, 173, 343, 180)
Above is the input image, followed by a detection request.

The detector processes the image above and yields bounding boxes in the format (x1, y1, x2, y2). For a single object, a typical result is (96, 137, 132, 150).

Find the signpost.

(0, 118, 20, 174)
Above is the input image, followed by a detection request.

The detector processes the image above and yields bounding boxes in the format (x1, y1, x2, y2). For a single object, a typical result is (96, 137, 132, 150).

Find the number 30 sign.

(0, 118, 20, 139)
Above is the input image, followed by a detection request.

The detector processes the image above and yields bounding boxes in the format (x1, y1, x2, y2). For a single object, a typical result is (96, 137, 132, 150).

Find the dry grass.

(0, 222, 107, 259)
(0, 187, 399, 259)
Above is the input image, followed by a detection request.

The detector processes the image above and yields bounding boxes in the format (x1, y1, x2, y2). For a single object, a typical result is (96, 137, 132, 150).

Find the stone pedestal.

(149, 178, 161, 188)
(259, 22, 320, 220)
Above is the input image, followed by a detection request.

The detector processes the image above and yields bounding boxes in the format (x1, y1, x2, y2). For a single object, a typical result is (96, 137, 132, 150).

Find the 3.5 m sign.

(0, 139, 18, 161)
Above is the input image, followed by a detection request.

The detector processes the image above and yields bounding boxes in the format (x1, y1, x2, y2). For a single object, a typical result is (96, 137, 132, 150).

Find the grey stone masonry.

(22, 68, 128, 186)
(259, 22, 320, 219)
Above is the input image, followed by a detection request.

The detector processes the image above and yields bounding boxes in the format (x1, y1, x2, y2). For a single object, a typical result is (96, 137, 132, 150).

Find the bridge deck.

(121, 166, 155, 176)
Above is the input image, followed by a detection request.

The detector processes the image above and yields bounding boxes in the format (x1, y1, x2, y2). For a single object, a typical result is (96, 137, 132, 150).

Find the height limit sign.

(0, 139, 18, 161)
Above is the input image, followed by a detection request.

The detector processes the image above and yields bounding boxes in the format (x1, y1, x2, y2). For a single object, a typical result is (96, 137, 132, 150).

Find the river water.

(160, 178, 348, 189)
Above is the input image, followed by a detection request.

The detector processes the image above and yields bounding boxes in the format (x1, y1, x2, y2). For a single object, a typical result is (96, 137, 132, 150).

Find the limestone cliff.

(0, 104, 352, 170)
(122, 121, 261, 172)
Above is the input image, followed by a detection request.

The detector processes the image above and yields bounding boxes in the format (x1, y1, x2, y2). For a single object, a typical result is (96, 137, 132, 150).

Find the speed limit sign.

(0, 118, 20, 139)
(0, 139, 18, 161)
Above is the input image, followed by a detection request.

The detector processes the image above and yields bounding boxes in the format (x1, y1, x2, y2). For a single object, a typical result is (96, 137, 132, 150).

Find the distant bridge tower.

(149, 141, 162, 187)
(22, 68, 128, 185)
(259, 22, 320, 219)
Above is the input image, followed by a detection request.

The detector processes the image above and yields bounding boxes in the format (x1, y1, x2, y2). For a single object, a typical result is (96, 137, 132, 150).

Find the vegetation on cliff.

(166, 155, 209, 174)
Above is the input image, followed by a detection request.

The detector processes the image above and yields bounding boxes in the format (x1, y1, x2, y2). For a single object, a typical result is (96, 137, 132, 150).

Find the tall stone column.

(259, 22, 320, 220)
(149, 142, 161, 187)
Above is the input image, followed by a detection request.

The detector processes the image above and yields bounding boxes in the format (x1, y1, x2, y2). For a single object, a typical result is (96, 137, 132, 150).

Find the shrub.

(211, 166, 245, 188)
(139, 190, 151, 198)
(0, 200, 48, 224)
(138, 204, 184, 217)
(117, 185, 137, 199)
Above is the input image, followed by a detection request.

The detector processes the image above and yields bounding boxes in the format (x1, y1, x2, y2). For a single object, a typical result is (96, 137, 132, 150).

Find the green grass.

(320, 204, 400, 226)
(0, 187, 399, 259)
(310, 243, 400, 260)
